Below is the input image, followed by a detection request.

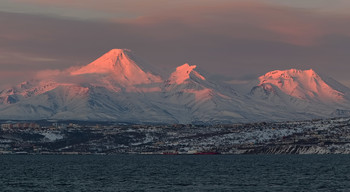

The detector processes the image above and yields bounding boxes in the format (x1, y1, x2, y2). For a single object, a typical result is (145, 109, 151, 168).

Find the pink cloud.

(0, 71, 37, 89)
(120, 1, 350, 46)
(8, 0, 350, 46)
(2, 0, 350, 90)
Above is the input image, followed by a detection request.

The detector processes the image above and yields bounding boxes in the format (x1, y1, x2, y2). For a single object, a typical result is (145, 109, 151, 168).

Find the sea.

(0, 155, 349, 192)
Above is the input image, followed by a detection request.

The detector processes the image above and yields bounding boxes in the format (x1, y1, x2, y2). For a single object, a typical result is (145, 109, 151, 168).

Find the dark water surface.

(0, 155, 349, 191)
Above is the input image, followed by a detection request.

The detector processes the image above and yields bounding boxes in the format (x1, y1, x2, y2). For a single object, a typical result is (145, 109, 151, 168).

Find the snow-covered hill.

(254, 69, 344, 102)
(0, 49, 350, 123)
(71, 49, 162, 86)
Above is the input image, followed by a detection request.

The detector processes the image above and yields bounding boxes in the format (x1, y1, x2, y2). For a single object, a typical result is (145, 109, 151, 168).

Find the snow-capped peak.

(261, 69, 316, 79)
(70, 49, 162, 85)
(169, 63, 205, 84)
(258, 68, 344, 102)
(2, 48, 350, 123)
(71, 49, 134, 75)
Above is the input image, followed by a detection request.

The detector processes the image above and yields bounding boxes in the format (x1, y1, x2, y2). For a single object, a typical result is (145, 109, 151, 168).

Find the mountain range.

(1, 49, 350, 124)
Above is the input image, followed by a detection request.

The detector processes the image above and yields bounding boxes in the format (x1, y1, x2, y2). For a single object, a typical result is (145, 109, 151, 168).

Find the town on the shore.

(1, 117, 350, 155)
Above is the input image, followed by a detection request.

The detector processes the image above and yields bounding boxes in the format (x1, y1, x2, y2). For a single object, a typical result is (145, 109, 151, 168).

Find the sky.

(1, 0, 350, 88)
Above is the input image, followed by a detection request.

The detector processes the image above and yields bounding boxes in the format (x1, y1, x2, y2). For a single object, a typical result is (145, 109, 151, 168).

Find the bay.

(0, 155, 349, 191)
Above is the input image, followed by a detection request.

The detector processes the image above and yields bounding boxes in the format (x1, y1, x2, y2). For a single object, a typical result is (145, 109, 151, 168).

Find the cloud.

(34, 69, 64, 80)
(11, 0, 346, 46)
(33, 67, 106, 86)
(1, 1, 350, 89)
(0, 51, 57, 63)
(124, 1, 350, 46)
(0, 71, 37, 90)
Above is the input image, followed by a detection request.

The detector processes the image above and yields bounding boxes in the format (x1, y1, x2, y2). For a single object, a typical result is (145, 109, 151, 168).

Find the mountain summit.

(71, 49, 162, 86)
(257, 69, 344, 102)
(168, 63, 205, 84)
(71, 49, 133, 75)
(0, 49, 350, 123)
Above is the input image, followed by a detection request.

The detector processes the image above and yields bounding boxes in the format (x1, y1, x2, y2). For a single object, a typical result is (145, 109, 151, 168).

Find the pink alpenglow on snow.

(169, 63, 205, 84)
(70, 49, 162, 85)
(1, 49, 350, 123)
(258, 69, 344, 102)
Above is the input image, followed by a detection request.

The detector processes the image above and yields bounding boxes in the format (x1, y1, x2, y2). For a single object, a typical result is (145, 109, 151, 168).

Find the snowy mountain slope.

(318, 73, 350, 99)
(0, 80, 59, 104)
(255, 69, 344, 102)
(0, 84, 179, 123)
(1, 49, 350, 123)
(248, 69, 350, 120)
(160, 63, 254, 123)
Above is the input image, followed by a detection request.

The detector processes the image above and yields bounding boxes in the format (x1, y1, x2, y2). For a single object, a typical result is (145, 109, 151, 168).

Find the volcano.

(0, 49, 350, 123)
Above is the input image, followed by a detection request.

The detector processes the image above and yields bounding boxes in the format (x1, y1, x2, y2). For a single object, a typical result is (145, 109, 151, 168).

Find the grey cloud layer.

(1, 1, 350, 88)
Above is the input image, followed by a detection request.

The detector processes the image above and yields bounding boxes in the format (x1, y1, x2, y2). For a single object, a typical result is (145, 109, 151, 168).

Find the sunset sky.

(1, 0, 350, 88)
